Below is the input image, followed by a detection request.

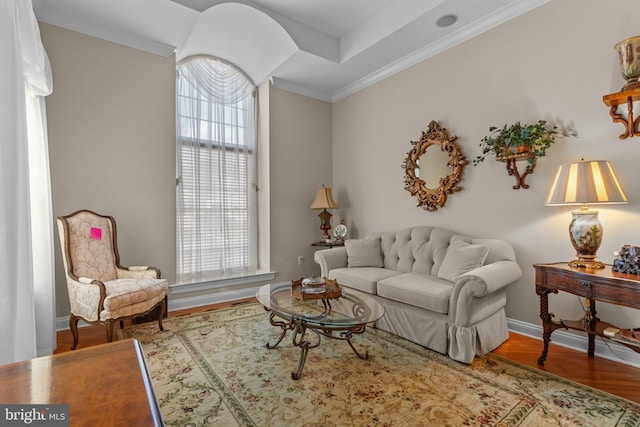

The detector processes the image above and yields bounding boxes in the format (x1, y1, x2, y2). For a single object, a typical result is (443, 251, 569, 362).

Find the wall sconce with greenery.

(473, 120, 558, 189)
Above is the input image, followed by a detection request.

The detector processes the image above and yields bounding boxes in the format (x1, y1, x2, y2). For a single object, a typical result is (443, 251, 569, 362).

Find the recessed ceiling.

(33, 0, 550, 102)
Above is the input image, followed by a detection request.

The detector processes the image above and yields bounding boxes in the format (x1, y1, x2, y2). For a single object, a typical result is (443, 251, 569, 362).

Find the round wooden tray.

(291, 277, 342, 300)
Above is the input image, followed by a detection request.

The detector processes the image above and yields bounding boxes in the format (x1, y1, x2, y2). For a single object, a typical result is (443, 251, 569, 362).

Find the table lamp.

(309, 185, 338, 241)
(546, 159, 627, 269)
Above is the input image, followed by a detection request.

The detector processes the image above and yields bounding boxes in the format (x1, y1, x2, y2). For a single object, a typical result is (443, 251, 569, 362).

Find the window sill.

(170, 271, 276, 294)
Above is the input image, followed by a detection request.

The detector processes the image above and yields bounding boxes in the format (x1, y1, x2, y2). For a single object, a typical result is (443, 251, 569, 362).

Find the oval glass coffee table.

(256, 282, 385, 380)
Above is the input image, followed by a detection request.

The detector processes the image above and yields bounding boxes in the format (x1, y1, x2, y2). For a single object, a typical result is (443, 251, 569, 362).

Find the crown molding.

(271, 77, 333, 103)
(331, 0, 551, 102)
(36, 7, 176, 57)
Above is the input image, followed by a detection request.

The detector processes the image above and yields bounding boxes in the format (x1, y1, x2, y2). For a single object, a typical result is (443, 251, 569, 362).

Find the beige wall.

(40, 23, 176, 317)
(268, 85, 333, 280)
(333, 0, 640, 327)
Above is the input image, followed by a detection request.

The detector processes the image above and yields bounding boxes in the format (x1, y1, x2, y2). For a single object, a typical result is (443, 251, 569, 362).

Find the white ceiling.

(33, 0, 549, 102)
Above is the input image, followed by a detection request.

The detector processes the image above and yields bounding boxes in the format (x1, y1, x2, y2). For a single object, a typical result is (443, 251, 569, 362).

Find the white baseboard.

(507, 318, 640, 368)
(167, 285, 261, 312)
(54, 295, 640, 368)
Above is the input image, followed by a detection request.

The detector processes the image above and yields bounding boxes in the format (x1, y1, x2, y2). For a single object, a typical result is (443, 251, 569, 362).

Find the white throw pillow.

(345, 238, 383, 268)
(437, 240, 489, 282)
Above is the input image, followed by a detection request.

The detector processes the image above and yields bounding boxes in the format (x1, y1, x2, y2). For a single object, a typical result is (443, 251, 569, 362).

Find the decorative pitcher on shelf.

(614, 36, 640, 90)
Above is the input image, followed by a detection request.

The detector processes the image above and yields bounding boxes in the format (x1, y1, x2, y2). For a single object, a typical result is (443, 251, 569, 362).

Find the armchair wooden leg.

(69, 314, 80, 350)
(157, 297, 166, 332)
(106, 320, 116, 342)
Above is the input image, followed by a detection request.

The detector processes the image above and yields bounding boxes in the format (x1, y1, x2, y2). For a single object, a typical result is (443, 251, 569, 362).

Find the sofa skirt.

(338, 287, 509, 363)
(447, 309, 509, 363)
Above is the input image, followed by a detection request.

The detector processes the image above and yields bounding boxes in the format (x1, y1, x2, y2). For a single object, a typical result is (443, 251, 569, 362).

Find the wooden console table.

(534, 262, 640, 365)
(0, 339, 163, 426)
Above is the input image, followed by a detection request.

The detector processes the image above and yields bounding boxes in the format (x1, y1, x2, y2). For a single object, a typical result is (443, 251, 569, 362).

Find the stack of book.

(606, 327, 640, 346)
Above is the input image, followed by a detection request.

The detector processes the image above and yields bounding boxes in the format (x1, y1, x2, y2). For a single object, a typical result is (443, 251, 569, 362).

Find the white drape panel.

(176, 56, 257, 283)
(179, 56, 254, 104)
(0, 0, 55, 364)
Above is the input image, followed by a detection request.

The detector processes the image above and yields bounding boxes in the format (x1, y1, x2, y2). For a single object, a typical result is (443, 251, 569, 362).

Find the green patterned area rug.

(120, 303, 640, 426)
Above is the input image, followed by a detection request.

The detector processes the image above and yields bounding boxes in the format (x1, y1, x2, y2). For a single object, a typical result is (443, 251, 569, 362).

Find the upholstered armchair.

(57, 210, 168, 349)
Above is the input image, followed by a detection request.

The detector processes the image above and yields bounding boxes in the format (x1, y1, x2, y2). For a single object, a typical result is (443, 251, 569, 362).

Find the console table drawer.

(535, 263, 640, 309)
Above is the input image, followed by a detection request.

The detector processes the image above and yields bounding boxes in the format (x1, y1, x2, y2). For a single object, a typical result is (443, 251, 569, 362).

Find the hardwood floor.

(55, 299, 640, 404)
(492, 332, 640, 403)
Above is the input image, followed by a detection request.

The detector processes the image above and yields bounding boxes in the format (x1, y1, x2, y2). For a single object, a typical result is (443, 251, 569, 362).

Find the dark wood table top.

(534, 262, 640, 308)
(0, 338, 162, 426)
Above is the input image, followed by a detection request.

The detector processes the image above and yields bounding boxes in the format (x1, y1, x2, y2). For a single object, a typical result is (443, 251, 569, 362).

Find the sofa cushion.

(377, 273, 453, 314)
(103, 278, 168, 311)
(470, 238, 517, 264)
(329, 267, 399, 295)
(437, 240, 489, 282)
(345, 238, 383, 268)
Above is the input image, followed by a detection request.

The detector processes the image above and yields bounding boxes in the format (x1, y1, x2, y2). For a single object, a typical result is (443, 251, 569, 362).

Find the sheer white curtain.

(176, 56, 257, 283)
(0, 0, 55, 364)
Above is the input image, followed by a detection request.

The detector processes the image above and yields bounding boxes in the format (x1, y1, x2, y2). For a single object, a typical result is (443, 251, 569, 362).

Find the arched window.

(176, 56, 257, 283)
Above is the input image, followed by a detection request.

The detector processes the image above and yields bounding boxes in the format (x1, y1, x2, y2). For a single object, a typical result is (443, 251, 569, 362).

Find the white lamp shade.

(546, 160, 627, 206)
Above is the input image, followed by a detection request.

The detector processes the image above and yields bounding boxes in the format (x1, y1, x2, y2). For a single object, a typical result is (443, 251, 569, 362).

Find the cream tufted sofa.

(314, 226, 522, 363)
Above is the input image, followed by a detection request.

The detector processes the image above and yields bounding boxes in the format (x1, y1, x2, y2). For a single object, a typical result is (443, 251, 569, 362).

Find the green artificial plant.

(473, 120, 558, 166)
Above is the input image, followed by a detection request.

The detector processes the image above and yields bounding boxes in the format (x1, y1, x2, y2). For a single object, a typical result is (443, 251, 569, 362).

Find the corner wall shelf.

(603, 87, 640, 139)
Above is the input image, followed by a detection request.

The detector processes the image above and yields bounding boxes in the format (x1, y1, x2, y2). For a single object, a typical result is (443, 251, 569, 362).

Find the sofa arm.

(449, 260, 523, 326)
(459, 261, 522, 296)
(314, 247, 348, 278)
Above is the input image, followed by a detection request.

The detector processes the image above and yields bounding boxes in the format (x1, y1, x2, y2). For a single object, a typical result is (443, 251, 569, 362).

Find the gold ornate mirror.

(402, 121, 468, 211)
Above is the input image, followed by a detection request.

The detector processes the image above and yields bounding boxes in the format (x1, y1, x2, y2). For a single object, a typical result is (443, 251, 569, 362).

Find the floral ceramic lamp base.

(568, 209, 605, 269)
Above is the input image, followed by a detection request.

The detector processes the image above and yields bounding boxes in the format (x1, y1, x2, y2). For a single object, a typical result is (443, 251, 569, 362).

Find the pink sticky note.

(90, 227, 102, 240)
